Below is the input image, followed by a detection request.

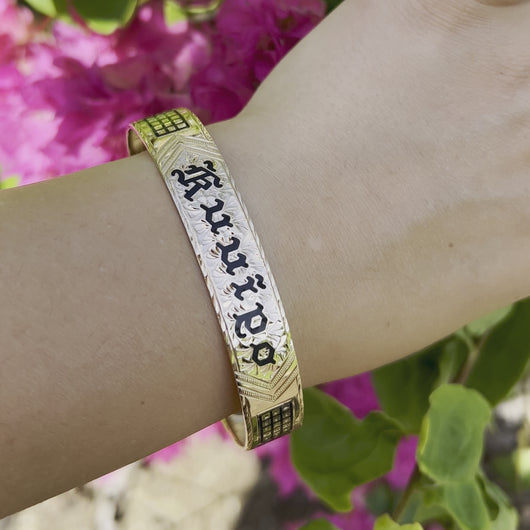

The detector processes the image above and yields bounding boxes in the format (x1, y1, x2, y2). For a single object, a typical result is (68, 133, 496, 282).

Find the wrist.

(207, 97, 529, 391)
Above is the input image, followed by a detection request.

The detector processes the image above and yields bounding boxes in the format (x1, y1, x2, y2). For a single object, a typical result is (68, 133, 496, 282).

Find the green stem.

(454, 327, 488, 385)
(392, 464, 422, 523)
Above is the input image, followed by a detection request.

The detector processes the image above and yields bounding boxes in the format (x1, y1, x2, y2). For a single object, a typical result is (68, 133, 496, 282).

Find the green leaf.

(417, 384, 491, 483)
(489, 453, 517, 492)
(299, 519, 340, 530)
(23, 0, 57, 16)
(290, 387, 402, 512)
(466, 304, 513, 337)
(410, 487, 451, 526)
(372, 337, 468, 434)
(71, 0, 137, 34)
(374, 514, 423, 530)
(434, 337, 469, 387)
(323, 0, 346, 14)
(514, 447, 530, 489)
(163, 0, 187, 25)
(0, 174, 21, 189)
(478, 474, 518, 530)
(395, 478, 447, 524)
(365, 482, 396, 516)
(466, 298, 530, 405)
(442, 479, 490, 530)
(491, 498, 518, 530)
(23, 0, 70, 20)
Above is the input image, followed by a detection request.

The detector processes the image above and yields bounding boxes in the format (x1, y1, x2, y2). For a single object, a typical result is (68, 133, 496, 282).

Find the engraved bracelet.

(127, 109, 304, 450)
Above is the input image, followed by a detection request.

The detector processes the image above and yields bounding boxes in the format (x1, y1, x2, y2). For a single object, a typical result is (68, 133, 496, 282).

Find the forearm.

(2, 0, 530, 518)
(0, 151, 244, 516)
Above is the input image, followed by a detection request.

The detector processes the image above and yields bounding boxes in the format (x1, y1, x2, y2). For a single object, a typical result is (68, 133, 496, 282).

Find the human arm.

(2, 0, 530, 517)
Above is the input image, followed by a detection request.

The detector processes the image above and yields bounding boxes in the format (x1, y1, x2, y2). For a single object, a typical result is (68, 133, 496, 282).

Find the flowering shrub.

(0, 0, 324, 185)
(2, 1, 530, 529)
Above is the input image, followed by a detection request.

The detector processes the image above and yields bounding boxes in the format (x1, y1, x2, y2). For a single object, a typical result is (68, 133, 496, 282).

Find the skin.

(1, 0, 530, 518)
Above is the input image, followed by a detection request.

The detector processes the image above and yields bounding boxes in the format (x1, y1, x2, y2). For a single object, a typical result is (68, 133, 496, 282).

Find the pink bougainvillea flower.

(143, 422, 228, 464)
(286, 486, 376, 530)
(323, 485, 377, 530)
(319, 372, 381, 418)
(385, 435, 418, 490)
(0, 0, 33, 63)
(19, 3, 211, 182)
(0, 0, 210, 183)
(190, 0, 325, 121)
(0, 0, 55, 182)
(0, 0, 325, 184)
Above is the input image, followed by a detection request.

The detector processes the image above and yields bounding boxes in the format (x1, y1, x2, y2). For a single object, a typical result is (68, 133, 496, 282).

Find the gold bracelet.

(127, 109, 304, 449)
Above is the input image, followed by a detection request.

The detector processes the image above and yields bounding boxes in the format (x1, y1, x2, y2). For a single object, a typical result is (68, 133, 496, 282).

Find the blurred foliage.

(322, 0, 344, 14)
(291, 388, 402, 512)
(299, 518, 340, 530)
(294, 299, 530, 528)
(21, 0, 225, 32)
(466, 301, 530, 405)
(374, 514, 423, 529)
(20, 0, 344, 33)
(0, 173, 21, 189)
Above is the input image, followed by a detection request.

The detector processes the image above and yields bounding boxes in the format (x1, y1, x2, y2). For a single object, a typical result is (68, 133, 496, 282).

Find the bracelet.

(127, 109, 304, 449)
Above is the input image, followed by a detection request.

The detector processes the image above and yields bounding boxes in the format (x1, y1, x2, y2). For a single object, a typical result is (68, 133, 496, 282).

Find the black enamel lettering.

(200, 199, 233, 234)
(171, 160, 222, 201)
(234, 302, 268, 338)
(231, 274, 266, 301)
(216, 237, 249, 275)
